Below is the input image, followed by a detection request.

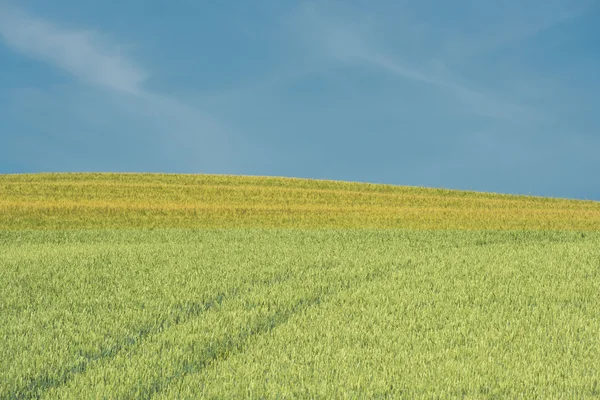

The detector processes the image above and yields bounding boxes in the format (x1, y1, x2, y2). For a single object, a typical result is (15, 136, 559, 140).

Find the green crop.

(1, 173, 599, 398)
(2, 229, 600, 398)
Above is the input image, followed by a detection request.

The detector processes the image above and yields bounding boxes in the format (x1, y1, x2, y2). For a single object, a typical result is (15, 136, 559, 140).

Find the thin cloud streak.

(357, 51, 529, 120)
(293, 2, 535, 122)
(449, 1, 592, 55)
(0, 3, 147, 94)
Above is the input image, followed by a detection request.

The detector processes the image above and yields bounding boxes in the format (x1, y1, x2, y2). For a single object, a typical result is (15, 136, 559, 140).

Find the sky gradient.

(1, 0, 599, 200)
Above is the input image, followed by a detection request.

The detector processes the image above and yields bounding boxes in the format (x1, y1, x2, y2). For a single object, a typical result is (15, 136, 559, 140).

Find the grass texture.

(1, 172, 600, 230)
(1, 173, 600, 398)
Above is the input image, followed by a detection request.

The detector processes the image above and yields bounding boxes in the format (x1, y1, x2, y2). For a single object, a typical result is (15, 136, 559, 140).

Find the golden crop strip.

(1, 173, 599, 230)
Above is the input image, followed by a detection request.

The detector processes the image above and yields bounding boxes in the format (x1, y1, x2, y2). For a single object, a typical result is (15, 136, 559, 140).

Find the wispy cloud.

(337, 47, 527, 120)
(290, 2, 537, 122)
(0, 2, 237, 171)
(443, 1, 591, 57)
(0, 3, 147, 94)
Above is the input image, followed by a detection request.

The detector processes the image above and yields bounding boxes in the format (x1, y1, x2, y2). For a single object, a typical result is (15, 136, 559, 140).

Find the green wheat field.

(2, 173, 600, 399)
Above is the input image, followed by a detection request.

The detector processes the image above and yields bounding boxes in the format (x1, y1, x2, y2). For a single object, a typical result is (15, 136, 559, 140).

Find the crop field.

(1, 173, 600, 398)
(2, 173, 600, 231)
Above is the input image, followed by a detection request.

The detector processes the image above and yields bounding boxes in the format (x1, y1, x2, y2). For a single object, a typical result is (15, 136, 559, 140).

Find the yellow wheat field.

(1, 172, 599, 230)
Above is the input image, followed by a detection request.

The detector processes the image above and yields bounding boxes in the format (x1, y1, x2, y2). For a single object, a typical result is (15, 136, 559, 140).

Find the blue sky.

(1, 0, 599, 200)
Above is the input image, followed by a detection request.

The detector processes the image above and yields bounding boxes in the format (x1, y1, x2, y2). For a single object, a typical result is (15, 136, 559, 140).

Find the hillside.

(1, 173, 599, 230)
(2, 173, 600, 397)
